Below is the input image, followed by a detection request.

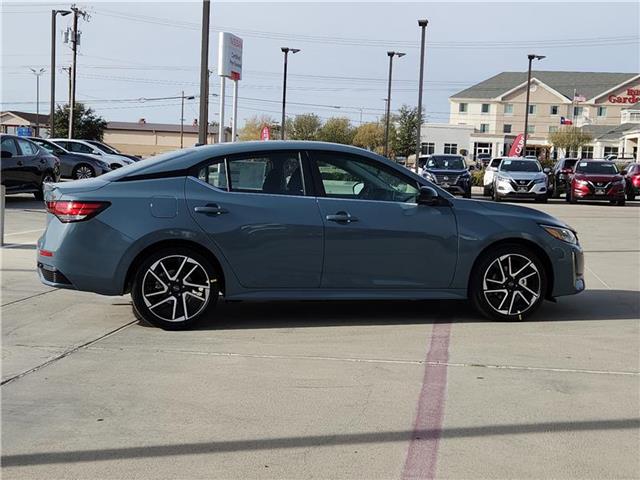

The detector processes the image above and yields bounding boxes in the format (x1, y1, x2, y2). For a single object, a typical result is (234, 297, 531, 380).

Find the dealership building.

(421, 71, 640, 161)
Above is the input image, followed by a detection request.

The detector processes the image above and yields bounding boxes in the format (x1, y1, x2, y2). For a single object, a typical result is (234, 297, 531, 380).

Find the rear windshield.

(98, 149, 193, 181)
(563, 159, 578, 169)
(426, 156, 465, 170)
(575, 162, 618, 175)
(499, 159, 541, 172)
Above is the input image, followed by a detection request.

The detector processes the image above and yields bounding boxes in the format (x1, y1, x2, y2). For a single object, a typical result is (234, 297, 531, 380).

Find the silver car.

(493, 158, 549, 203)
(49, 139, 133, 170)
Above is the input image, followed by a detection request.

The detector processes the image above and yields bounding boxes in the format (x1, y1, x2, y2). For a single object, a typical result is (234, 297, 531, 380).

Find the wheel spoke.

(148, 295, 175, 311)
(148, 270, 167, 289)
(173, 256, 188, 281)
(507, 291, 517, 315)
(519, 283, 539, 300)
(181, 264, 199, 283)
(512, 260, 532, 278)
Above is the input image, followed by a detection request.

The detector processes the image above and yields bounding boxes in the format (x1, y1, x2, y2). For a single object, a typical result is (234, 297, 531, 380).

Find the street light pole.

(280, 47, 300, 140)
(50, 9, 70, 138)
(522, 53, 545, 157)
(198, 0, 211, 145)
(29, 68, 45, 137)
(383, 51, 405, 157)
(415, 19, 428, 173)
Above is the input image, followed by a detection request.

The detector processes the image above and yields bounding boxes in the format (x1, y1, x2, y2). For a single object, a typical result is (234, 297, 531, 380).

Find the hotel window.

(526, 124, 535, 134)
(480, 123, 490, 133)
(444, 143, 458, 154)
(597, 106, 607, 117)
(504, 103, 513, 114)
(458, 103, 467, 113)
(528, 104, 537, 115)
(581, 146, 594, 159)
(481, 103, 490, 113)
(421, 142, 435, 155)
(573, 106, 583, 117)
(550, 105, 559, 115)
(549, 126, 558, 133)
(603, 146, 619, 157)
(503, 124, 512, 133)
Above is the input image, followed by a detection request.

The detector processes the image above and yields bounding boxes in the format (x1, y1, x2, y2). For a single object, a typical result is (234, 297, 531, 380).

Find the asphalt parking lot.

(2, 191, 639, 479)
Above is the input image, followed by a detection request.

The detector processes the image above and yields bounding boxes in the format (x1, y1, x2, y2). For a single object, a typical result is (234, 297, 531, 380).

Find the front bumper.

(572, 187, 625, 201)
(551, 242, 585, 297)
(496, 180, 547, 199)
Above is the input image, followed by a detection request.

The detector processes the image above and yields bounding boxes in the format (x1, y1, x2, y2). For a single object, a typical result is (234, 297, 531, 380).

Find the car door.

(309, 150, 458, 289)
(15, 138, 43, 189)
(185, 149, 324, 289)
(1, 137, 23, 191)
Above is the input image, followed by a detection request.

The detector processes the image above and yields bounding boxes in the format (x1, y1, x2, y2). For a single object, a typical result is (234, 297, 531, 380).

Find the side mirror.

(1, 150, 12, 159)
(417, 186, 440, 206)
(468, 165, 476, 171)
(621, 170, 628, 176)
(543, 167, 551, 173)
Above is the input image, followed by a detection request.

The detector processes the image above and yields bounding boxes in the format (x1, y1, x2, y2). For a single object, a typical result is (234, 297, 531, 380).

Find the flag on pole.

(560, 117, 573, 125)
(573, 94, 586, 102)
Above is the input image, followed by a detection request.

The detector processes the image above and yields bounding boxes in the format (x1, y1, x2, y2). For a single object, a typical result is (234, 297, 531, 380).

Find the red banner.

(260, 126, 270, 141)
(508, 133, 525, 157)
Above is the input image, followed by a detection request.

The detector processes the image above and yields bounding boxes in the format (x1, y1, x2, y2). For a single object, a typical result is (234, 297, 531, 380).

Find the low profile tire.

(470, 244, 547, 322)
(131, 248, 219, 330)
(72, 164, 95, 180)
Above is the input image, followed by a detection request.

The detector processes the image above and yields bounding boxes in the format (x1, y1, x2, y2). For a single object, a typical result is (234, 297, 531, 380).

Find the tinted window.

(426, 156, 465, 169)
(563, 159, 578, 170)
(489, 158, 502, 168)
(500, 159, 542, 172)
(16, 138, 39, 156)
(31, 139, 64, 155)
(198, 159, 228, 190)
(87, 141, 117, 154)
(68, 142, 94, 154)
(575, 162, 618, 175)
(315, 152, 418, 203)
(1, 137, 19, 157)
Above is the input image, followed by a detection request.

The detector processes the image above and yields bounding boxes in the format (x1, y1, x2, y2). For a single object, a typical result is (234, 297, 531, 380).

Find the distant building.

(421, 71, 639, 161)
(104, 119, 232, 157)
(0, 110, 48, 136)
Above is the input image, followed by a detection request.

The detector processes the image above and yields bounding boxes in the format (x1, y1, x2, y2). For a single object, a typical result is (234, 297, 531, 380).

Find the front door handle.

(194, 204, 228, 216)
(326, 211, 358, 223)
(17, 160, 23, 166)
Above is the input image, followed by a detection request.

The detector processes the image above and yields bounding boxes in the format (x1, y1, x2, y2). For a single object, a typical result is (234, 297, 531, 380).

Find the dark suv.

(420, 154, 472, 198)
(550, 158, 578, 198)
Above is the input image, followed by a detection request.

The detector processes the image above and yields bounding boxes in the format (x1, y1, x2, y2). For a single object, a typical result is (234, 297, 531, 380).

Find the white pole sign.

(218, 32, 243, 143)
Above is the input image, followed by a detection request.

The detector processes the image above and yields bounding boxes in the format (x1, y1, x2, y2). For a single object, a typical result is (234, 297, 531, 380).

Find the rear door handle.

(194, 204, 228, 216)
(326, 211, 358, 223)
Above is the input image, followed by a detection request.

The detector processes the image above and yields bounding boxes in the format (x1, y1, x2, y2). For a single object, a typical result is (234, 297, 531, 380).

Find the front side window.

(314, 152, 418, 203)
(197, 159, 228, 190)
(458, 103, 467, 113)
(69, 142, 94, 154)
(16, 138, 38, 156)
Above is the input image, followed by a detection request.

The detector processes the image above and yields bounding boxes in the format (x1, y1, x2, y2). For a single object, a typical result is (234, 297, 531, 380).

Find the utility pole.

(383, 51, 405, 157)
(50, 9, 71, 138)
(522, 53, 545, 157)
(198, 0, 211, 145)
(29, 68, 45, 137)
(280, 47, 300, 140)
(180, 91, 195, 148)
(67, 5, 87, 139)
(415, 19, 428, 173)
(62, 67, 72, 107)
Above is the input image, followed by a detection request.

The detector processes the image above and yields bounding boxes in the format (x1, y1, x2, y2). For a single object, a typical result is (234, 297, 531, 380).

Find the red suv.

(567, 160, 626, 206)
(623, 162, 640, 201)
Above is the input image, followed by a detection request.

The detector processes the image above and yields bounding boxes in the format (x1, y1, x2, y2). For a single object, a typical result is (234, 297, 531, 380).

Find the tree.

(53, 103, 107, 140)
(548, 126, 593, 157)
(286, 113, 322, 140)
(238, 115, 277, 141)
(317, 117, 355, 145)
(392, 105, 420, 158)
(352, 122, 385, 154)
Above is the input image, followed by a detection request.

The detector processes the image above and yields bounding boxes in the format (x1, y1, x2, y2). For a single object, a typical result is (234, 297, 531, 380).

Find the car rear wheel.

(34, 173, 55, 201)
(131, 248, 219, 330)
(626, 192, 635, 201)
(72, 164, 95, 180)
(483, 186, 491, 197)
(470, 245, 547, 321)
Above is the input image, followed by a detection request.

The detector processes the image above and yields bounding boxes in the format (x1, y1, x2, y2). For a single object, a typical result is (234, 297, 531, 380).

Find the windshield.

(426, 156, 465, 170)
(31, 139, 65, 155)
(499, 159, 541, 172)
(563, 159, 578, 169)
(88, 141, 118, 154)
(575, 161, 618, 175)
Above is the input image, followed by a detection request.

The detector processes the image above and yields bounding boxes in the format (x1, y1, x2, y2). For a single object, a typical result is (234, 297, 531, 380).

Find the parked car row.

(1, 134, 140, 199)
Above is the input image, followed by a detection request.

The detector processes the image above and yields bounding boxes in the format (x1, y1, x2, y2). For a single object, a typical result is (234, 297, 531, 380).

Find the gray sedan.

(28, 137, 110, 179)
(37, 141, 584, 329)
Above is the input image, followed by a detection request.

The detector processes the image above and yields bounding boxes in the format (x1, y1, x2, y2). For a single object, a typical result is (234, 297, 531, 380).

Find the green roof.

(451, 71, 638, 100)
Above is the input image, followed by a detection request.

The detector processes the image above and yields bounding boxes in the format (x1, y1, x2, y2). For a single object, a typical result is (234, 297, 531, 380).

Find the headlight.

(497, 175, 510, 183)
(541, 224, 578, 245)
(575, 179, 589, 186)
(533, 177, 546, 184)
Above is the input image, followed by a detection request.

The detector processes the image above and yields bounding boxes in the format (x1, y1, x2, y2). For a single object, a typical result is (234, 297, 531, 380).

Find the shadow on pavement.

(3, 417, 638, 467)
(129, 288, 640, 331)
(4, 196, 45, 210)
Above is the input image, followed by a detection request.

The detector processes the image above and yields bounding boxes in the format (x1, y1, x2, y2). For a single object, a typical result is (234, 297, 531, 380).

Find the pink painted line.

(401, 322, 452, 480)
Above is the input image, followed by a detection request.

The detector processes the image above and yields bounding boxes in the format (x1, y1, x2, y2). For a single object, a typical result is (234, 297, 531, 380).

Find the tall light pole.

(522, 54, 545, 157)
(383, 51, 405, 157)
(280, 47, 300, 140)
(198, 0, 211, 145)
(181, 91, 195, 148)
(415, 19, 428, 173)
(50, 9, 71, 138)
(29, 68, 46, 137)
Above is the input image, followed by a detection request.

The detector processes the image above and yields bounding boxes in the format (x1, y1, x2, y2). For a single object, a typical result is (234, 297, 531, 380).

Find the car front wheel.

(131, 248, 219, 330)
(470, 245, 547, 321)
(73, 164, 95, 180)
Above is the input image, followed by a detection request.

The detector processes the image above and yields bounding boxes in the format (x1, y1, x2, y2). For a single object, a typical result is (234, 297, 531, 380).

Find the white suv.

(50, 139, 133, 170)
(483, 157, 508, 196)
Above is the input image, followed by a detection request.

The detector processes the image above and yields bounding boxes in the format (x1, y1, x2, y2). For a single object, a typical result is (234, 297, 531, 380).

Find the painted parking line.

(402, 322, 452, 480)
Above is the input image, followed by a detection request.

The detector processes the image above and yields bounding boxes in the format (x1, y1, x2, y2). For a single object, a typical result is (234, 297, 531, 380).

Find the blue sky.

(2, 1, 639, 128)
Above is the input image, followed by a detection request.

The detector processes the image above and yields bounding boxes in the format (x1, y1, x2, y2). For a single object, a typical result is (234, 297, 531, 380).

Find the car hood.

(574, 173, 623, 182)
(424, 168, 468, 175)
(496, 171, 545, 180)
(458, 198, 571, 229)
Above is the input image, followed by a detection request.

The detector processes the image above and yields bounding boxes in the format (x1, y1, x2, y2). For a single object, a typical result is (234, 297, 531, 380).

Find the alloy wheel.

(141, 255, 211, 322)
(75, 166, 94, 179)
(482, 253, 541, 316)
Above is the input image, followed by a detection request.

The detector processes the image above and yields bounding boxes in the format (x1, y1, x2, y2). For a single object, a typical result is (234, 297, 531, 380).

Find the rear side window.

(68, 142, 94, 154)
(198, 160, 228, 190)
(16, 138, 39, 156)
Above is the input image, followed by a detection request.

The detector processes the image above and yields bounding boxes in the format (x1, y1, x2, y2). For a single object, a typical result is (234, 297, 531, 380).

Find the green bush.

(471, 168, 485, 187)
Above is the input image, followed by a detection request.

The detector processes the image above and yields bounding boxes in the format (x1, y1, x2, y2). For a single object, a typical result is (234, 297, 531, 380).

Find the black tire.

(131, 247, 219, 330)
(34, 172, 55, 201)
(483, 186, 491, 197)
(72, 164, 95, 180)
(463, 188, 472, 199)
(617, 199, 626, 206)
(627, 192, 636, 201)
(567, 190, 577, 204)
(535, 195, 548, 204)
(492, 187, 501, 202)
(551, 185, 560, 199)
(469, 244, 547, 322)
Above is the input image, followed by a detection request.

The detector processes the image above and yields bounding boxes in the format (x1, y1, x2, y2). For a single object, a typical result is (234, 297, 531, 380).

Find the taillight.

(46, 201, 110, 223)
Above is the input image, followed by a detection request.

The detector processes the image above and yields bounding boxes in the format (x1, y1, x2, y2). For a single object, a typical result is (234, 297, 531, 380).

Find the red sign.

(608, 88, 639, 104)
(508, 133, 525, 157)
(260, 126, 270, 141)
